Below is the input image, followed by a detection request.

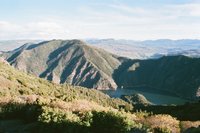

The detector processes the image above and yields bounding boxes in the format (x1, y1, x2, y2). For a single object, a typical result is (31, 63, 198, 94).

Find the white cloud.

(168, 3, 200, 17)
(0, 21, 69, 40)
(0, 21, 21, 32)
(0, 2, 200, 40)
(108, 4, 148, 15)
(25, 22, 69, 39)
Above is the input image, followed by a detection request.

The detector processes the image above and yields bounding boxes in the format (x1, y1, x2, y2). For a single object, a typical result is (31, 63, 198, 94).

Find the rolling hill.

(0, 57, 129, 108)
(2, 39, 120, 90)
(0, 56, 135, 133)
(1, 39, 200, 100)
(113, 56, 200, 100)
(0, 56, 200, 133)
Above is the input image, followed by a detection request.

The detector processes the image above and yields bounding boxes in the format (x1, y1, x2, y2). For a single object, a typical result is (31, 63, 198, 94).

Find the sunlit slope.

(0, 60, 129, 109)
(3, 39, 121, 90)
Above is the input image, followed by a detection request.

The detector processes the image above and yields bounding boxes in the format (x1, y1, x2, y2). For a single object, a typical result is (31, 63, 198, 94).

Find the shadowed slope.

(3, 40, 120, 90)
(3, 40, 200, 100)
(113, 56, 200, 100)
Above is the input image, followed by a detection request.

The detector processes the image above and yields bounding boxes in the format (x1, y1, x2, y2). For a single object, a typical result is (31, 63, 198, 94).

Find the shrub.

(0, 103, 42, 122)
(142, 114, 180, 133)
(183, 126, 200, 133)
(78, 111, 93, 126)
(38, 108, 138, 133)
(38, 107, 80, 124)
(153, 127, 172, 133)
(37, 106, 92, 133)
(91, 111, 135, 133)
(130, 123, 152, 133)
(180, 121, 200, 132)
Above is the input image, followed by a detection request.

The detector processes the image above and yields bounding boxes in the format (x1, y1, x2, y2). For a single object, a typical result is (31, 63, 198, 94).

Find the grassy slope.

(0, 62, 129, 109)
(0, 62, 200, 132)
(0, 61, 136, 132)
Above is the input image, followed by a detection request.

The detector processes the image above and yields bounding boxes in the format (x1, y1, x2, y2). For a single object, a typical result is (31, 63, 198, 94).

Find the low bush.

(91, 111, 135, 133)
(0, 102, 42, 122)
(153, 127, 172, 133)
(38, 106, 138, 133)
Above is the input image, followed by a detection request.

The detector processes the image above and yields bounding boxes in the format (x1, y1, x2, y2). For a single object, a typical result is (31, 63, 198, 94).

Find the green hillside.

(0, 58, 200, 133)
(0, 60, 136, 133)
(0, 59, 200, 133)
(113, 56, 200, 100)
(3, 40, 200, 100)
(0, 61, 129, 109)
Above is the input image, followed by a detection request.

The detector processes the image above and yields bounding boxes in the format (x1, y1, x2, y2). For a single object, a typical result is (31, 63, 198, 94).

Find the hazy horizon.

(0, 38, 200, 42)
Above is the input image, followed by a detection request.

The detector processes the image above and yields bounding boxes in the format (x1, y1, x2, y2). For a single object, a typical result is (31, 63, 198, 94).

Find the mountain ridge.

(2, 39, 120, 90)
(1, 59, 199, 133)
(2, 39, 200, 100)
(1, 39, 200, 59)
(113, 55, 200, 100)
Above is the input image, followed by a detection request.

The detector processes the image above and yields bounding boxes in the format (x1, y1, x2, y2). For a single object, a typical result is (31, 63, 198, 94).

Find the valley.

(0, 39, 200, 132)
(1, 39, 200, 102)
(1, 0, 200, 132)
(0, 56, 200, 133)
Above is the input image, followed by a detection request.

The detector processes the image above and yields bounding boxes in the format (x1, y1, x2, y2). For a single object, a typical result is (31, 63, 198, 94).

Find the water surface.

(102, 88, 188, 105)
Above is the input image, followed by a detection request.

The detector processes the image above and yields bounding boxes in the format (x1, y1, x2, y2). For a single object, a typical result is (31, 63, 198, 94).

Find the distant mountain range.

(1, 39, 200, 100)
(86, 39, 200, 59)
(0, 40, 41, 51)
(1, 39, 200, 59)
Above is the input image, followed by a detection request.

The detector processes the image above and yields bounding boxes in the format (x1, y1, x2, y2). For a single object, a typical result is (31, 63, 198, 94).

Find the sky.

(0, 0, 200, 40)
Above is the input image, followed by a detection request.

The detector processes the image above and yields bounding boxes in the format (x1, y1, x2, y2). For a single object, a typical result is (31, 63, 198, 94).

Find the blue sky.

(0, 0, 200, 40)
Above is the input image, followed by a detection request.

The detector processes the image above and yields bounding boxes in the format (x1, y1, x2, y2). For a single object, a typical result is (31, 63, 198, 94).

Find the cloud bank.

(0, 1, 200, 40)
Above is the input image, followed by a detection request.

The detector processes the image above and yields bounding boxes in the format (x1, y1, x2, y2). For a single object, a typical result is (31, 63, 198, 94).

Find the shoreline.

(102, 87, 191, 105)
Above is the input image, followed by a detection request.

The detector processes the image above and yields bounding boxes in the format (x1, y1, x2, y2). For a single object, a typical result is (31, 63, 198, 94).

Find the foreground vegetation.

(0, 97, 138, 133)
(135, 102, 200, 121)
(1, 98, 199, 133)
(0, 62, 200, 133)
